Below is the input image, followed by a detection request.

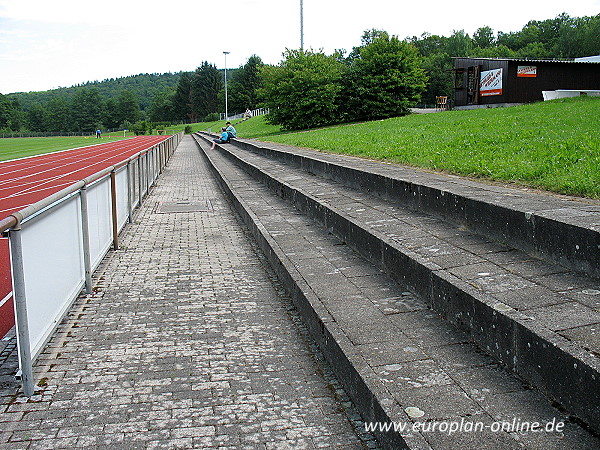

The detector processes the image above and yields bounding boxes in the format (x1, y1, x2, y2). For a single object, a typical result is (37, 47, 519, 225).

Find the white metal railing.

(0, 132, 183, 396)
(219, 107, 269, 121)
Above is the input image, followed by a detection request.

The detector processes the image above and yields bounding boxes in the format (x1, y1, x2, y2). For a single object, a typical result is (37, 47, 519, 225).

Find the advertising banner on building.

(517, 65, 537, 77)
(480, 68, 503, 96)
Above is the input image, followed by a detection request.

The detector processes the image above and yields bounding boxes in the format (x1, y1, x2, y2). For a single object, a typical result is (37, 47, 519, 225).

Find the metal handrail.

(0, 137, 179, 234)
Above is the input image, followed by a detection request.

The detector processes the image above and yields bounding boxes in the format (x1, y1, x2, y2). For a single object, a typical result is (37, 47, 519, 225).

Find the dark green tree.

(557, 14, 600, 57)
(71, 88, 104, 131)
(341, 31, 428, 121)
(148, 88, 176, 122)
(115, 90, 141, 126)
(45, 96, 71, 132)
(0, 94, 24, 131)
(473, 26, 495, 49)
(26, 103, 48, 132)
(409, 32, 449, 57)
(420, 53, 454, 106)
(192, 62, 222, 121)
(345, 29, 390, 62)
(496, 14, 572, 54)
(446, 30, 473, 56)
(514, 42, 551, 59)
(103, 98, 119, 129)
(228, 55, 264, 113)
(171, 72, 194, 122)
(472, 44, 516, 58)
(259, 49, 344, 130)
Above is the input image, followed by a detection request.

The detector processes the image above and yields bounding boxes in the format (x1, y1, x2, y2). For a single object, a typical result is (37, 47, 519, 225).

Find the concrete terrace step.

(193, 134, 600, 449)
(227, 136, 600, 279)
(196, 134, 600, 431)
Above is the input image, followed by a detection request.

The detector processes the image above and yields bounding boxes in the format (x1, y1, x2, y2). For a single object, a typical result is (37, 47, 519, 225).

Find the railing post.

(149, 148, 154, 186)
(138, 156, 143, 207)
(145, 152, 150, 195)
(152, 147, 157, 185)
(159, 143, 164, 174)
(79, 186, 93, 294)
(8, 224, 34, 397)
(110, 170, 119, 250)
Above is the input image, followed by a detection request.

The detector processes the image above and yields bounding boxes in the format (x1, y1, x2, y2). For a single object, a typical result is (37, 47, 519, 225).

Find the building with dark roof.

(453, 57, 600, 108)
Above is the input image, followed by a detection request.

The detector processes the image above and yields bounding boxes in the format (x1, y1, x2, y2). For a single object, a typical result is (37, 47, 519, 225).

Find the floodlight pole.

(223, 51, 230, 120)
(300, 0, 304, 50)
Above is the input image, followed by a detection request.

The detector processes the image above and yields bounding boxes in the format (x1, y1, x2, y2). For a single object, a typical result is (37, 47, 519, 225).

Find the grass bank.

(232, 97, 600, 199)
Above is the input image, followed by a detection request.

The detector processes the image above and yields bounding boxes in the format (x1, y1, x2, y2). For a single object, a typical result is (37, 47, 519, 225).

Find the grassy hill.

(196, 97, 600, 199)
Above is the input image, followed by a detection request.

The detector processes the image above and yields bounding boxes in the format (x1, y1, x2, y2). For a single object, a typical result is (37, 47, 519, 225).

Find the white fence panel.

(20, 195, 84, 359)
(131, 159, 140, 210)
(87, 178, 113, 271)
(116, 167, 130, 231)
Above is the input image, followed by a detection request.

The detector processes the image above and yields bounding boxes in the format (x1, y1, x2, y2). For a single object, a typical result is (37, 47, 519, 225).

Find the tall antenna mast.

(300, 0, 304, 50)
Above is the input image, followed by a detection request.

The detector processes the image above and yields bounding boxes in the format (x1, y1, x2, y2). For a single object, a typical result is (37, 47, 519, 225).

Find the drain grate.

(155, 199, 214, 214)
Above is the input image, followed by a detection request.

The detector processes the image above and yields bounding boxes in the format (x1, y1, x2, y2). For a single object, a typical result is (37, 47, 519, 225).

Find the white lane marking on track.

(0, 292, 12, 308)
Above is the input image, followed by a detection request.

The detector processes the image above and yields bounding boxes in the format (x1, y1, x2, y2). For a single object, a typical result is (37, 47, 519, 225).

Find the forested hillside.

(8, 72, 182, 111)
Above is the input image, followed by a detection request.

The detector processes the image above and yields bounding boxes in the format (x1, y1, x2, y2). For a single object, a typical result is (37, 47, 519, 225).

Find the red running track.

(0, 136, 171, 338)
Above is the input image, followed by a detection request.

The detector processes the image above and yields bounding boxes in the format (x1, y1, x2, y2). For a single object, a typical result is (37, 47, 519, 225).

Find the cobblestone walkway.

(0, 137, 370, 449)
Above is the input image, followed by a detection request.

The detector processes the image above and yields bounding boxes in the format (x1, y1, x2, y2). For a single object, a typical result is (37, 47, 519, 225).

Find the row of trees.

(10, 73, 182, 112)
(148, 31, 427, 131)
(1, 88, 144, 134)
(3, 13, 598, 133)
(147, 56, 262, 124)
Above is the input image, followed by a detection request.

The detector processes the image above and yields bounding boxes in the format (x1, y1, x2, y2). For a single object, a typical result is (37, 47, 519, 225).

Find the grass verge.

(236, 97, 599, 199)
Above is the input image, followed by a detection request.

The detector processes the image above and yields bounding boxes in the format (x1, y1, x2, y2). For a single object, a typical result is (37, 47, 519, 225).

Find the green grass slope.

(233, 97, 599, 198)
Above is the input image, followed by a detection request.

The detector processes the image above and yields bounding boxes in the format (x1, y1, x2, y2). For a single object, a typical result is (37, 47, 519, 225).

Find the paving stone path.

(0, 136, 373, 449)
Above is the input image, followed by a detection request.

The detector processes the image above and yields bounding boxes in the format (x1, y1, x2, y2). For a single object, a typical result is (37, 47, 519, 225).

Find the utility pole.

(223, 51, 230, 119)
(300, 0, 304, 50)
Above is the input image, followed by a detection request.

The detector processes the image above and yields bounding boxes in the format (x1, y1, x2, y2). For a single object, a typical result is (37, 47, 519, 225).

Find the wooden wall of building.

(453, 58, 600, 107)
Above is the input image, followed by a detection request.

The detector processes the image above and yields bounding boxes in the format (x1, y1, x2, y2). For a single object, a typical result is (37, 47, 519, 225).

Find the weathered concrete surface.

(0, 137, 372, 449)
(196, 134, 600, 449)
(227, 135, 600, 279)
(198, 134, 600, 434)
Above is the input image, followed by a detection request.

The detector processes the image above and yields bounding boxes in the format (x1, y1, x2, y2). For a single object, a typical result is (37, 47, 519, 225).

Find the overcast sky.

(1, 0, 599, 94)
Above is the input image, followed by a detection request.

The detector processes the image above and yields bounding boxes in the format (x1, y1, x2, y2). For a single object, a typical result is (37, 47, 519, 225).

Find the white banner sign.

(517, 65, 537, 77)
(480, 68, 503, 96)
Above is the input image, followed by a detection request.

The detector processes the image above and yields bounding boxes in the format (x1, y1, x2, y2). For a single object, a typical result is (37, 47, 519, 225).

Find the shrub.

(259, 49, 344, 131)
(204, 113, 220, 122)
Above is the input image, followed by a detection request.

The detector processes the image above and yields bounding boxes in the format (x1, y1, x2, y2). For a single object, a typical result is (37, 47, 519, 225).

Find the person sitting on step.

(210, 127, 230, 150)
(225, 121, 237, 140)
